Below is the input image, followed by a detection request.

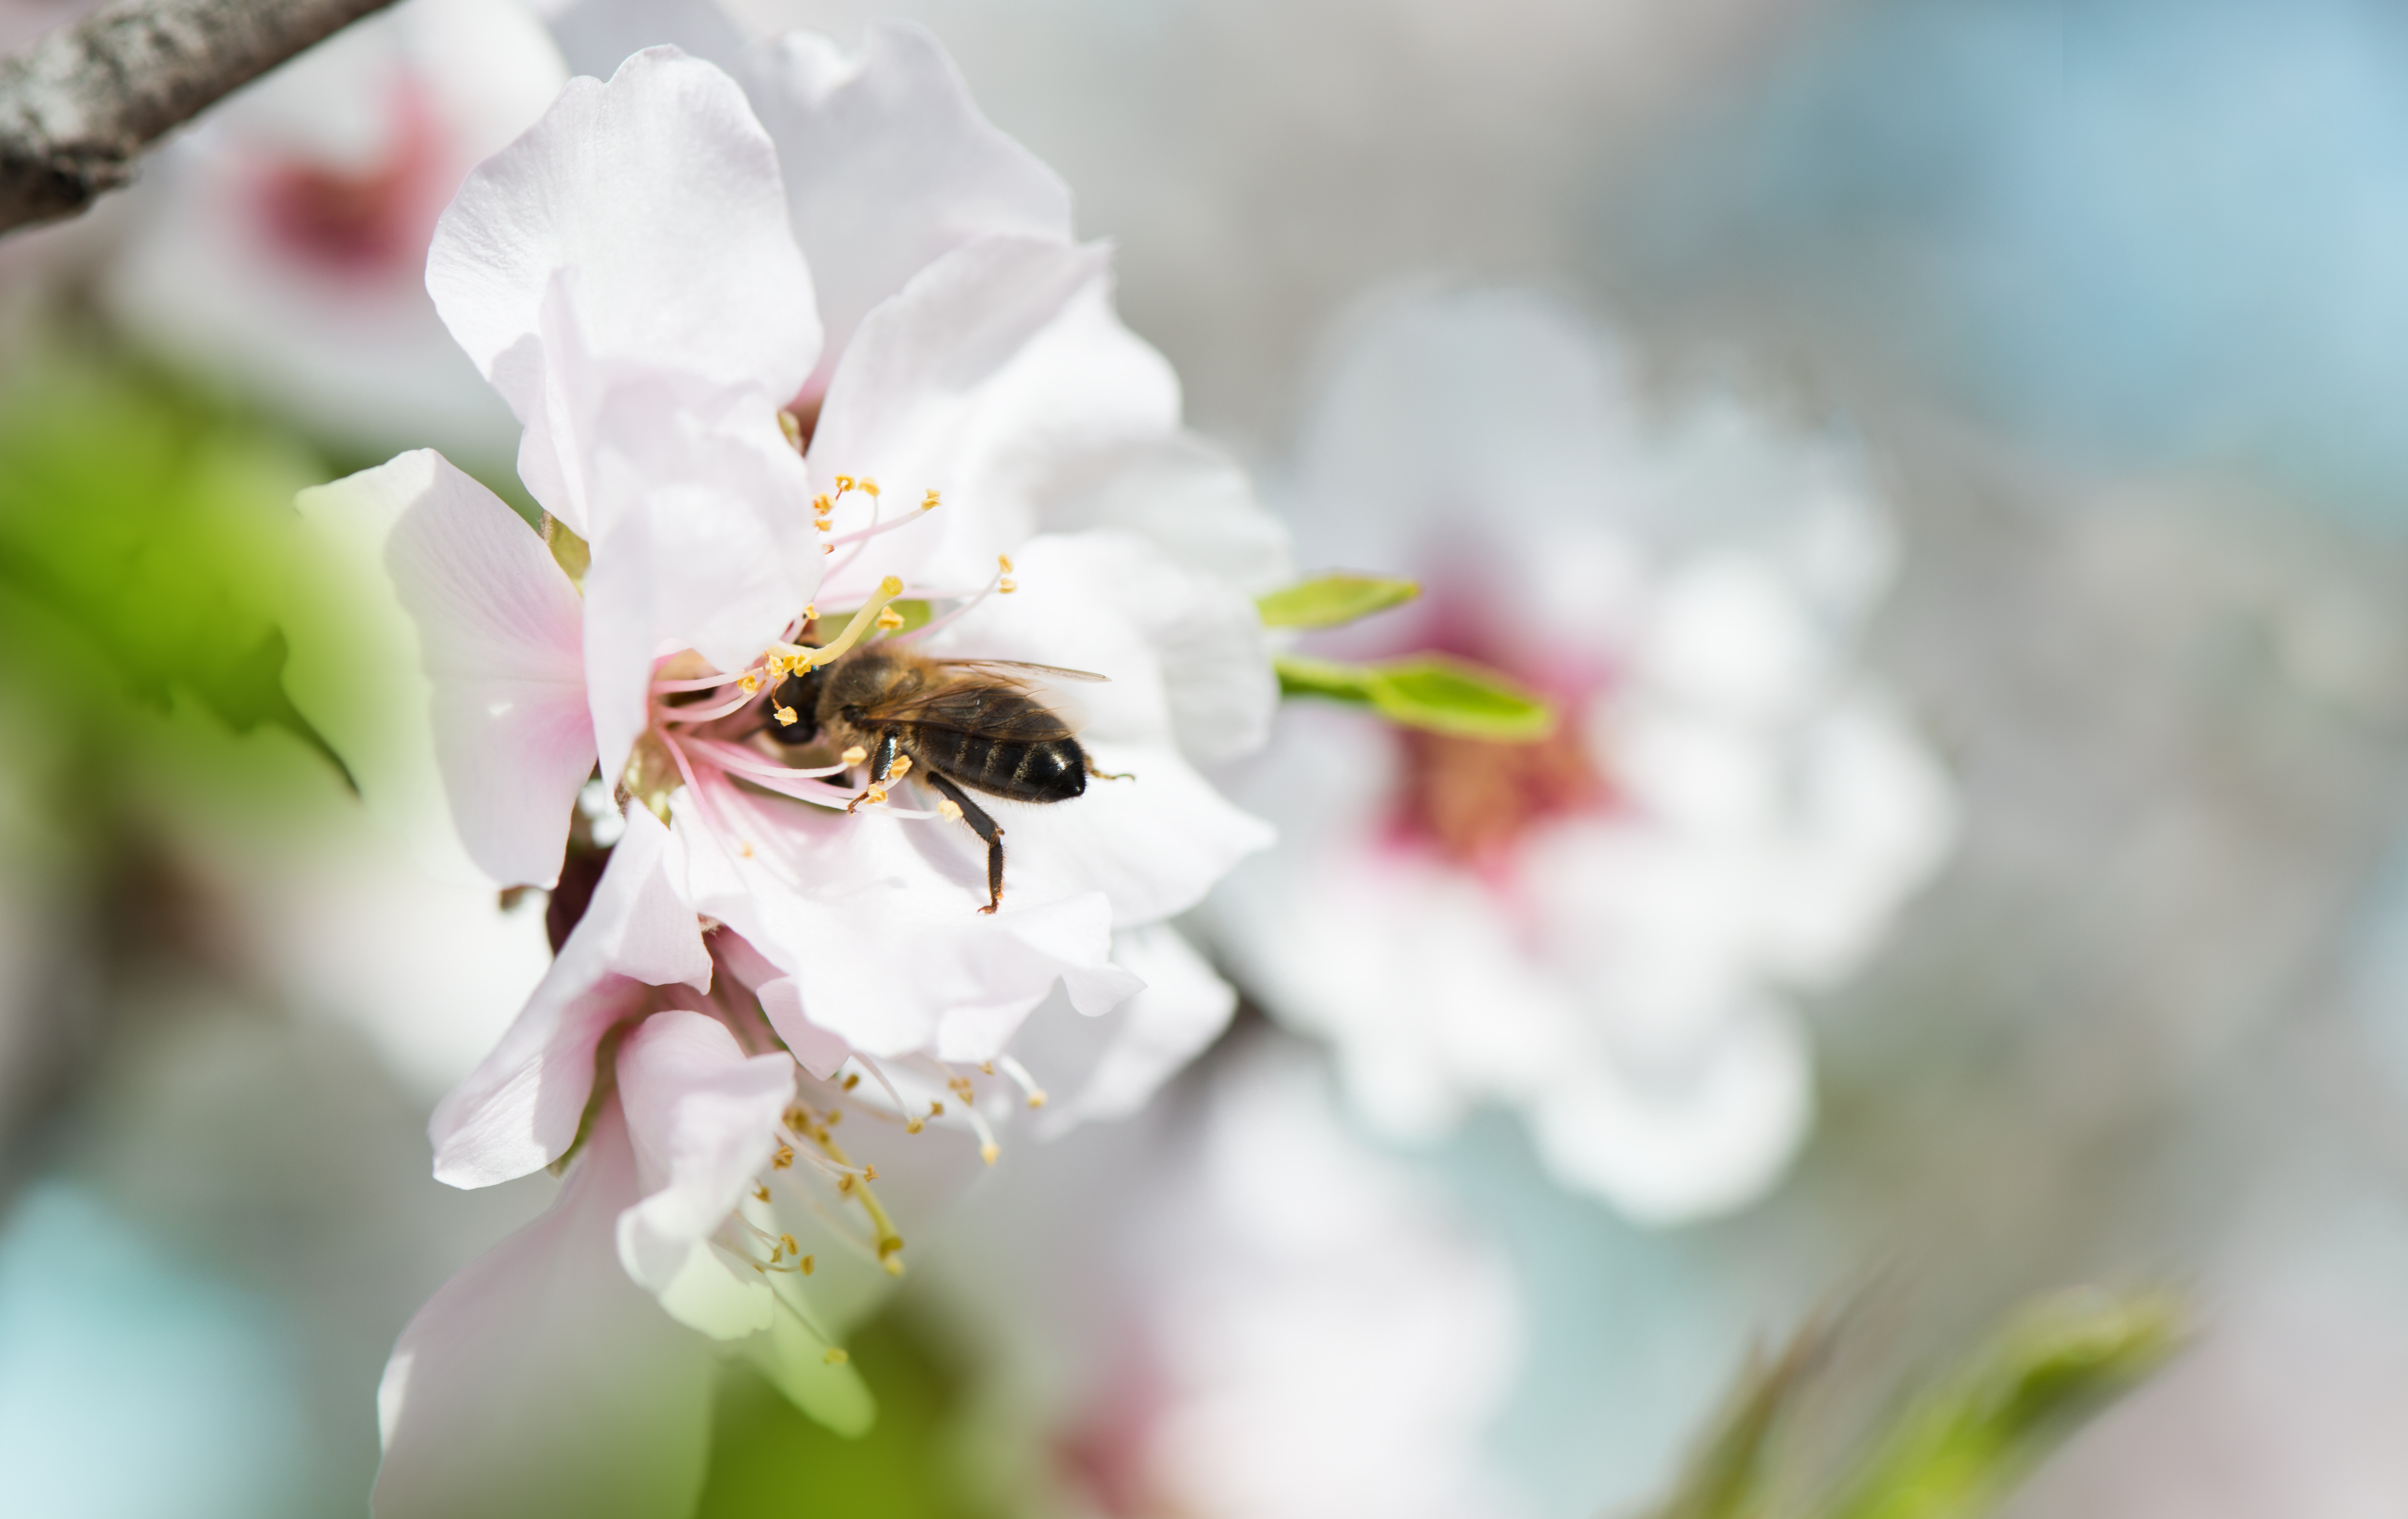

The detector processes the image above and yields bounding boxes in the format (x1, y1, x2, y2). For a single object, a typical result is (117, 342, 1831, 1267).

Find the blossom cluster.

(279, 22, 1287, 1513)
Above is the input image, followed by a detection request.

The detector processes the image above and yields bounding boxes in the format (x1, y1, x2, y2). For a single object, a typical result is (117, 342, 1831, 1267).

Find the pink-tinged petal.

(676, 783, 1132, 1061)
(428, 47, 819, 532)
(810, 235, 1178, 603)
(614, 1009, 794, 1338)
(744, 20, 1072, 394)
(574, 360, 824, 782)
(373, 1104, 713, 1519)
(430, 805, 707, 1187)
(287, 450, 592, 889)
(1028, 925, 1238, 1138)
(753, 978, 849, 1079)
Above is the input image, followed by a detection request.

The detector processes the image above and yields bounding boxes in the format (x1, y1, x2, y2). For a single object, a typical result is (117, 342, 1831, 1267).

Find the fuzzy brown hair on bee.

(769, 643, 1116, 913)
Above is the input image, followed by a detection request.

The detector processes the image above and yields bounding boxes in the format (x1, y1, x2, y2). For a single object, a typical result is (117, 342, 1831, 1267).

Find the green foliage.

(1275, 651, 1555, 741)
(1825, 1290, 2185, 1519)
(1640, 1288, 2186, 1519)
(1255, 572, 1420, 629)
(694, 1309, 998, 1519)
(0, 351, 332, 765)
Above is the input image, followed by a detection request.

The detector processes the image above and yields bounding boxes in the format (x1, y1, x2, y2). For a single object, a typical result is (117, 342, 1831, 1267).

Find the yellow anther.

(837, 1173, 855, 1194)
(875, 606, 905, 631)
(834, 475, 854, 493)
(777, 409, 805, 449)
(824, 1110, 842, 1127)
(841, 745, 868, 766)
(767, 1242, 783, 1262)
(739, 672, 762, 695)
(774, 705, 798, 726)
(740, 841, 755, 858)
(753, 1185, 770, 1203)
(979, 1062, 995, 1075)
(823, 1348, 847, 1365)
(772, 1143, 795, 1170)
(841, 1073, 860, 1091)
(929, 1100, 945, 1116)
(905, 1118, 925, 1133)
(998, 554, 1013, 573)
(1027, 1090, 1048, 1109)
(936, 797, 963, 821)
(812, 493, 831, 514)
(863, 786, 888, 806)
(887, 754, 913, 779)
(998, 578, 1017, 594)
(860, 478, 880, 498)
(921, 489, 940, 511)
(862, 1164, 879, 1181)
(823, 542, 835, 554)
(780, 1234, 799, 1256)
(980, 1142, 1000, 1166)
(802, 604, 817, 623)
(800, 1254, 815, 1275)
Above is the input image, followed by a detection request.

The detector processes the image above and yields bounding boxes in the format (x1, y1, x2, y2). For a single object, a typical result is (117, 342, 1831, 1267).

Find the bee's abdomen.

(913, 725, 1087, 804)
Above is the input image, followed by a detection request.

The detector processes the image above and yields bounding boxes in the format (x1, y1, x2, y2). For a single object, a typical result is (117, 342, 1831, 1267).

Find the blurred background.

(8, 0, 2408, 1515)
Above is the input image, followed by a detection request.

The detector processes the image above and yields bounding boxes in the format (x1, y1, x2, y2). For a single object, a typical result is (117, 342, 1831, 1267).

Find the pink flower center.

(252, 81, 448, 279)
(1391, 718, 1608, 867)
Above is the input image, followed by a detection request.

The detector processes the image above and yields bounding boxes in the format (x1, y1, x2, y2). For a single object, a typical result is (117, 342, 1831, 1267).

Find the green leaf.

(1275, 652, 1555, 742)
(1255, 572, 1420, 629)
(1826, 1288, 2186, 1519)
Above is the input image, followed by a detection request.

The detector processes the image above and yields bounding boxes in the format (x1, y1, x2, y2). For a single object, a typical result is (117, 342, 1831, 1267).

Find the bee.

(764, 644, 1118, 913)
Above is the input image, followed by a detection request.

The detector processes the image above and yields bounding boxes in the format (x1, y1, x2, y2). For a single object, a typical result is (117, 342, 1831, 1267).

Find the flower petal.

(677, 781, 1133, 1061)
(427, 46, 819, 533)
(287, 449, 592, 889)
(1526, 995, 1812, 1225)
(743, 19, 1072, 395)
(373, 1103, 713, 1519)
(1032, 429, 1295, 597)
(810, 234, 1179, 603)
(614, 1009, 795, 1339)
(1026, 924, 1239, 1138)
(430, 805, 708, 1187)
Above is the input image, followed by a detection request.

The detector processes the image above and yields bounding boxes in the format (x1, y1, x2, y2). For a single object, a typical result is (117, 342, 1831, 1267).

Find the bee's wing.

(932, 658, 1109, 683)
(854, 682, 1080, 741)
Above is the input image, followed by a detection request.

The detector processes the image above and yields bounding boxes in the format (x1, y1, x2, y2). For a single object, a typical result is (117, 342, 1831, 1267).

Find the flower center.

(1391, 718, 1608, 867)
(253, 80, 448, 278)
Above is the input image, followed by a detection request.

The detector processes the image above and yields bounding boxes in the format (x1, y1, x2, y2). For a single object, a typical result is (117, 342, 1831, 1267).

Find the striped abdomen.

(895, 688, 1087, 803)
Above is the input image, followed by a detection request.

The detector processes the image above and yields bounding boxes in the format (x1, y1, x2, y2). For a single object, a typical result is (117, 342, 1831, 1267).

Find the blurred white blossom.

(100, 0, 568, 464)
(1214, 289, 1955, 1223)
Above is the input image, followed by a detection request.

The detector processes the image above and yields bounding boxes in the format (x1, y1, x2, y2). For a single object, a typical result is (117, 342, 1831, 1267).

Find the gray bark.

(0, 0, 400, 236)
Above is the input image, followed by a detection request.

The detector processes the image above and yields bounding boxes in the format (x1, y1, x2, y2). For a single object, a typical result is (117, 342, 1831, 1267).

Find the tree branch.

(0, 0, 400, 237)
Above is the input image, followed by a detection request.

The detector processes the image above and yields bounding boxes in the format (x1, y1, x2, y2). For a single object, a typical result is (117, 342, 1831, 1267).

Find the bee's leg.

(926, 772, 1006, 913)
(845, 731, 906, 813)
(1083, 752, 1133, 782)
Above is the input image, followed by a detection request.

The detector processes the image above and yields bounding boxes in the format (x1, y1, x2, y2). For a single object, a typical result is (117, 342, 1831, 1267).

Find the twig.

(0, 0, 400, 237)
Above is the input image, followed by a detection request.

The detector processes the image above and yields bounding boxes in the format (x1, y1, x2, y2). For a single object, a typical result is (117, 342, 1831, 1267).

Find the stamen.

(777, 410, 806, 451)
(652, 668, 751, 694)
(997, 1054, 1049, 1109)
(936, 798, 963, 821)
(886, 754, 914, 779)
(840, 745, 869, 765)
(891, 558, 1010, 645)
(874, 606, 906, 631)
